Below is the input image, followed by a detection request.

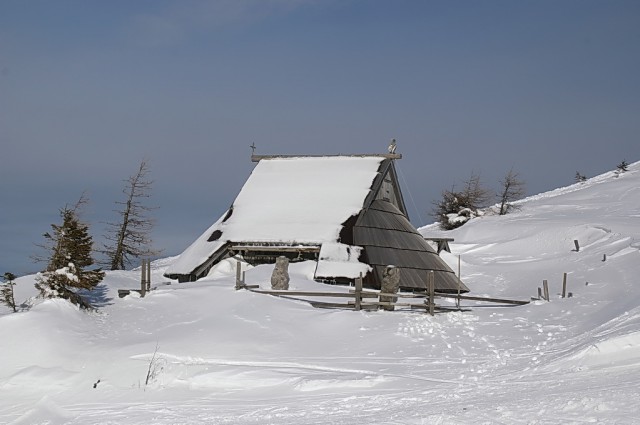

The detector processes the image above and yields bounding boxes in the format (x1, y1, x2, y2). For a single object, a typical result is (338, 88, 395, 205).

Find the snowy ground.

(2, 163, 639, 424)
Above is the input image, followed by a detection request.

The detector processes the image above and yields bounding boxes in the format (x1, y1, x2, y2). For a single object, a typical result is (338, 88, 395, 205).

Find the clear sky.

(1, 0, 639, 276)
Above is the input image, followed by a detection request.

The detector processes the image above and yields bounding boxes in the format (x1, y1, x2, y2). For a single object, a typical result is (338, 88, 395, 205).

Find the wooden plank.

(251, 153, 402, 162)
(428, 270, 435, 316)
(358, 290, 530, 305)
(235, 262, 242, 290)
(355, 273, 363, 311)
(348, 290, 379, 298)
(457, 255, 461, 310)
(359, 301, 432, 308)
(250, 289, 359, 298)
(147, 259, 151, 291)
(423, 237, 455, 242)
(230, 245, 320, 252)
(354, 290, 420, 299)
(308, 301, 356, 309)
(432, 293, 530, 305)
(543, 280, 550, 301)
(249, 287, 529, 306)
(140, 259, 147, 297)
(118, 289, 145, 298)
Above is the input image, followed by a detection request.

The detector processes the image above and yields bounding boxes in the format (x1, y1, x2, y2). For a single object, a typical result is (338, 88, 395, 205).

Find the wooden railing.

(235, 265, 529, 315)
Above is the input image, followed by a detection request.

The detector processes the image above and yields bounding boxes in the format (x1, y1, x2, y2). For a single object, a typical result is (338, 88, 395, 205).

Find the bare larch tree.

(104, 161, 159, 270)
(497, 168, 526, 215)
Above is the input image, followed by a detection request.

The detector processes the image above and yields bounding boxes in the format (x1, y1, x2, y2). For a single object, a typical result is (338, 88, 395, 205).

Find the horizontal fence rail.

(236, 262, 528, 314)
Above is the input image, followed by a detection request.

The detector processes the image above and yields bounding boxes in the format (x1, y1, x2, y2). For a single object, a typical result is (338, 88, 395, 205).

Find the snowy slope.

(1, 162, 639, 424)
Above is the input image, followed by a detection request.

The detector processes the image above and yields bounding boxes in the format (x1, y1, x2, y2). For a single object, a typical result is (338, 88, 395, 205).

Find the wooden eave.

(251, 153, 402, 162)
(229, 243, 321, 253)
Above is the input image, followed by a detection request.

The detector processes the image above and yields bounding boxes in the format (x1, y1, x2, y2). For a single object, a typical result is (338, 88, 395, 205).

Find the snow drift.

(1, 161, 639, 424)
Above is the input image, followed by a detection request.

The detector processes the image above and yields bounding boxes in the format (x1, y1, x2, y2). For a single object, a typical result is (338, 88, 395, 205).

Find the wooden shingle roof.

(353, 199, 468, 293)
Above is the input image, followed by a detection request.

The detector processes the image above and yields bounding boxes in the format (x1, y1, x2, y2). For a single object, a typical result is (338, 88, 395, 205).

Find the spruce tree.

(1, 272, 17, 313)
(35, 201, 104, 309)
(616, 160, 629, 173)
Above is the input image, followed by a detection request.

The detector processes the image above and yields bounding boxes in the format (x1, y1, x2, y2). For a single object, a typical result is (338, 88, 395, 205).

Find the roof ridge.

(251, 153, 401, 162)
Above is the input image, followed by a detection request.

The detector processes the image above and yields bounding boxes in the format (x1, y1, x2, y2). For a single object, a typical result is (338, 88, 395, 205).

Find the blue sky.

(1, 0, 639, 276)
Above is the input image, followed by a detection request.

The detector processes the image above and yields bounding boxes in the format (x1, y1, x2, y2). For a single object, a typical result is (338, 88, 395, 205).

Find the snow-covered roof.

(166, 156, 385, 276)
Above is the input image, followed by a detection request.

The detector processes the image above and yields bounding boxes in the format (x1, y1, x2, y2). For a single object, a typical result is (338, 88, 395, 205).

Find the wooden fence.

(534, 273, 571, 301)
(117, 259, 152, 298)
(236, 266, 529, 315)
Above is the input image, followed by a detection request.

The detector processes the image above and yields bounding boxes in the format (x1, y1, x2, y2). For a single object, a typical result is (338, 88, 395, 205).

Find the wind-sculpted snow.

(1, 161, 640, 424)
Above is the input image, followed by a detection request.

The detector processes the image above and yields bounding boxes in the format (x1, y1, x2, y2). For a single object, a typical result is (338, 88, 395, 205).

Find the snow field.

(1, 162, 640, 424)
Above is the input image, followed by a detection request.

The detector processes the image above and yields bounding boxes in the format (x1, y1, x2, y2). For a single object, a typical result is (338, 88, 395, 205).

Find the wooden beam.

(251, 153, 402, 162)
(230, 244, 320, 252)
(436, 293, 530, 305)
(355, 273, 363, 311)
(427, 270, 435, 316)
(250, 289, 365, 298)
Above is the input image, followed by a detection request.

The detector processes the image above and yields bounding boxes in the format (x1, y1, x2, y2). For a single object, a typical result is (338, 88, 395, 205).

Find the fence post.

(574, 240, 580, 252)
(355, 273, 363, 311)
(146, 259, 151, 291)
(543, 280, 549, 301)
(537, 287, 542, 300)
(140, 259, 147, 297)
(428, 271, 435, 316)
(235, 261, 243, 290)
(457, 255, 461, 310)
(562, 273, 567, 298)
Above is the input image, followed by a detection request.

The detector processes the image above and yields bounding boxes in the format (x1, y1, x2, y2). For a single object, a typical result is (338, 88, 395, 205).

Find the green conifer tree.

(617, 160, 629, 173)
(35, 200, 104, 309)
(1, 272, 17, 313)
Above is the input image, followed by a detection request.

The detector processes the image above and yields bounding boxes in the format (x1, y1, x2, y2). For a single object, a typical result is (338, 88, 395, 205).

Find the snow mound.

(1, 160, 640, 424)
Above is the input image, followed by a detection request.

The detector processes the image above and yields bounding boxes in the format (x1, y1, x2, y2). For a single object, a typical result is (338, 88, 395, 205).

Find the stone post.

(379, 265, 400, 311)
(270, 256, 290, 290)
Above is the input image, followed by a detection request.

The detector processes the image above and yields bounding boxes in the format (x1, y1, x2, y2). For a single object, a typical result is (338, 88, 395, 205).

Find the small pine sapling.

(1, 272, 18, 312)
(575, 172, 587, 183)
(616, 160, 629, 173)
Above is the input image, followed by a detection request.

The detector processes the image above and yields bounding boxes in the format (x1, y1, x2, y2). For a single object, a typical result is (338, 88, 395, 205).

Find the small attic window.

(207, 230, 223, 242)
(222, 207, 234, 222)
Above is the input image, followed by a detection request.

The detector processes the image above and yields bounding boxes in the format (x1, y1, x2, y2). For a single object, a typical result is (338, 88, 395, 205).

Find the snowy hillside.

(1, 162, 639, 424)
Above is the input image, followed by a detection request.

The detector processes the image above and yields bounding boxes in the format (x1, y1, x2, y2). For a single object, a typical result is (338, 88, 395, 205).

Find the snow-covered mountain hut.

(165, 153, 468, 293)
